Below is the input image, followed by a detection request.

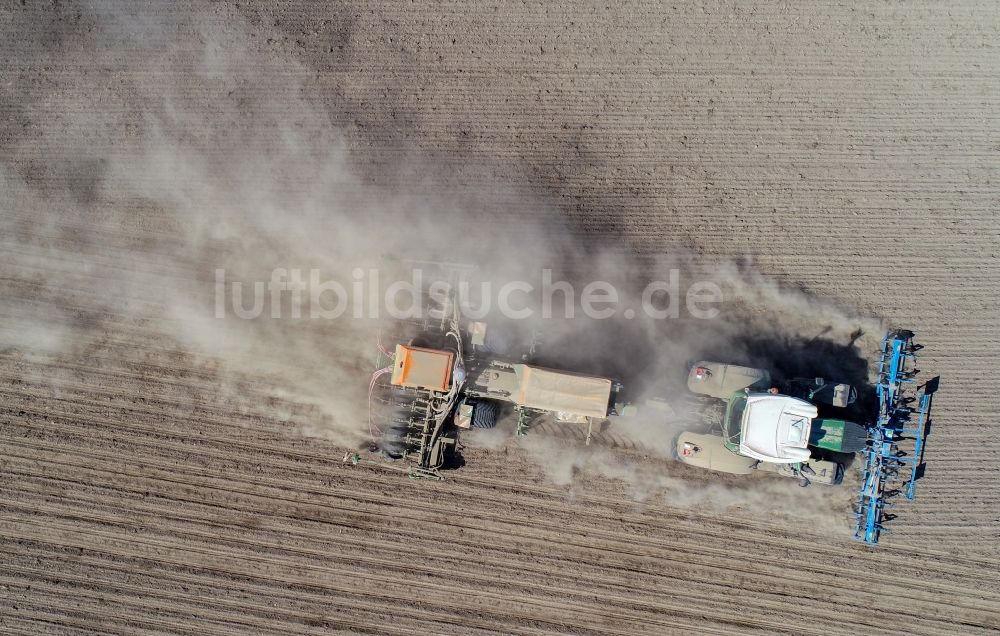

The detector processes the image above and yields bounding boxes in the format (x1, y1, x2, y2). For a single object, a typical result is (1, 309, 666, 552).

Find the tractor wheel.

(471, 400, 499, 429)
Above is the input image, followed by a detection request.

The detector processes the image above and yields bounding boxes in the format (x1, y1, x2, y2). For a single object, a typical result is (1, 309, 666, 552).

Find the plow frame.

(853, 330, 937, 545)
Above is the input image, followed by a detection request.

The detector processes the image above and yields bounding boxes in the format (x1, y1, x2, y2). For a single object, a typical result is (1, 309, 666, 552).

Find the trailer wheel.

(471, 400, 498, 429)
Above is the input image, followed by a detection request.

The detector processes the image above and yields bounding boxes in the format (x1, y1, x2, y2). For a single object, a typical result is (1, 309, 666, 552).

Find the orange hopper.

(390, 344, 455, 392)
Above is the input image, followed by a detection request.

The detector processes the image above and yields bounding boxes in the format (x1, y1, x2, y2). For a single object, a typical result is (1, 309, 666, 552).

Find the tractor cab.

(725, 391, 817, 463)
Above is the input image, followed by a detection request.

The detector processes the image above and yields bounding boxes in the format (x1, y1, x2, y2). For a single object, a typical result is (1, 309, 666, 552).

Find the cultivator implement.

(854, 330, 937, 545)
(368, 339, 458, 477)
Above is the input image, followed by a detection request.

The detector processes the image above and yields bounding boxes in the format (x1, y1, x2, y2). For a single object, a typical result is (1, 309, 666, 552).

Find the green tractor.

(675, 362, 867, 486)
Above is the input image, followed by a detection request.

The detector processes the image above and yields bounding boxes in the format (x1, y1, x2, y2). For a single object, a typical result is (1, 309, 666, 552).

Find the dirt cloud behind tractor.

(1, 2, 881, 516)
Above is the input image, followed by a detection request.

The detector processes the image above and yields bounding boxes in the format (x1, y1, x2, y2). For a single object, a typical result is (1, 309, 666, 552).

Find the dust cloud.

(1, 2, 576, 444)
(511, 435, 853, 535)
(1, 1, 878, 522)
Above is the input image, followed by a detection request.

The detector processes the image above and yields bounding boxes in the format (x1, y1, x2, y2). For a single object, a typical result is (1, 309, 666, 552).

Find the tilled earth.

(2, 1, 999, 634)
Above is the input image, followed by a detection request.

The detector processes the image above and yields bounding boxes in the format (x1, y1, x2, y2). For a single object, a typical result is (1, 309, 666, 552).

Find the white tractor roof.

(739, 394, 817, 463)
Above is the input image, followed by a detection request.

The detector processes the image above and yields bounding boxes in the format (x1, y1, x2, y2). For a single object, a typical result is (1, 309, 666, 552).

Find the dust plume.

(486, 434, 855, 532)
(0, 2, 577, 444)
(1, 1, 880, 523)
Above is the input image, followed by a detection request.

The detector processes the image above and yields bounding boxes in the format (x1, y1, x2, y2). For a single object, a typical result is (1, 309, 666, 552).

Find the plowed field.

(2, 1, 998, 634)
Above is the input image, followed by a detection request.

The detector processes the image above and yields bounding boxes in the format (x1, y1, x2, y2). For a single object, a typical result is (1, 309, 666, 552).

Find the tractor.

(675, 361, 868, 486)
(670, 329, 937, 544)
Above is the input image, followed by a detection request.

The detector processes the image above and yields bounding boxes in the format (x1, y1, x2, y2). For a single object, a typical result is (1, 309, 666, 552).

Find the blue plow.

(854, 330, 938, 545)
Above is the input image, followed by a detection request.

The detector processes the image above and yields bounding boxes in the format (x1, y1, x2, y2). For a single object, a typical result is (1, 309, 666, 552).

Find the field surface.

(2, 1, 999, 634)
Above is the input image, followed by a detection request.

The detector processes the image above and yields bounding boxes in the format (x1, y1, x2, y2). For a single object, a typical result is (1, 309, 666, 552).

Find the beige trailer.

(388, 338, 619, 437)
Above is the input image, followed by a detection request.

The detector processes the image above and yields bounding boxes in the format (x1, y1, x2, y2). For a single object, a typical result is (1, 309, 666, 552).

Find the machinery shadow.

(697, 329, 881, 463)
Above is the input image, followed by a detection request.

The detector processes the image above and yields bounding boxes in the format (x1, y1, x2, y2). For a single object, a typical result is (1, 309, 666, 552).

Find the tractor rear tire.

(471, 400, 498, 429)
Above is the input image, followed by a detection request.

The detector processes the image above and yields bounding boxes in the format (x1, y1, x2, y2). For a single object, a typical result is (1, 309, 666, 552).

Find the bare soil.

(2, 1, 999, 634)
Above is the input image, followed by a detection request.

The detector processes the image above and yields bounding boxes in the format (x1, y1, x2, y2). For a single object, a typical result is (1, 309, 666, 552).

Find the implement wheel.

(471, 400, 498, 429)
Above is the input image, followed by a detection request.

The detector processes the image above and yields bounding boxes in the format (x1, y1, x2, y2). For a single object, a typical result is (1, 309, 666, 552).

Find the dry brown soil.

(2, 2, 999, 634)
